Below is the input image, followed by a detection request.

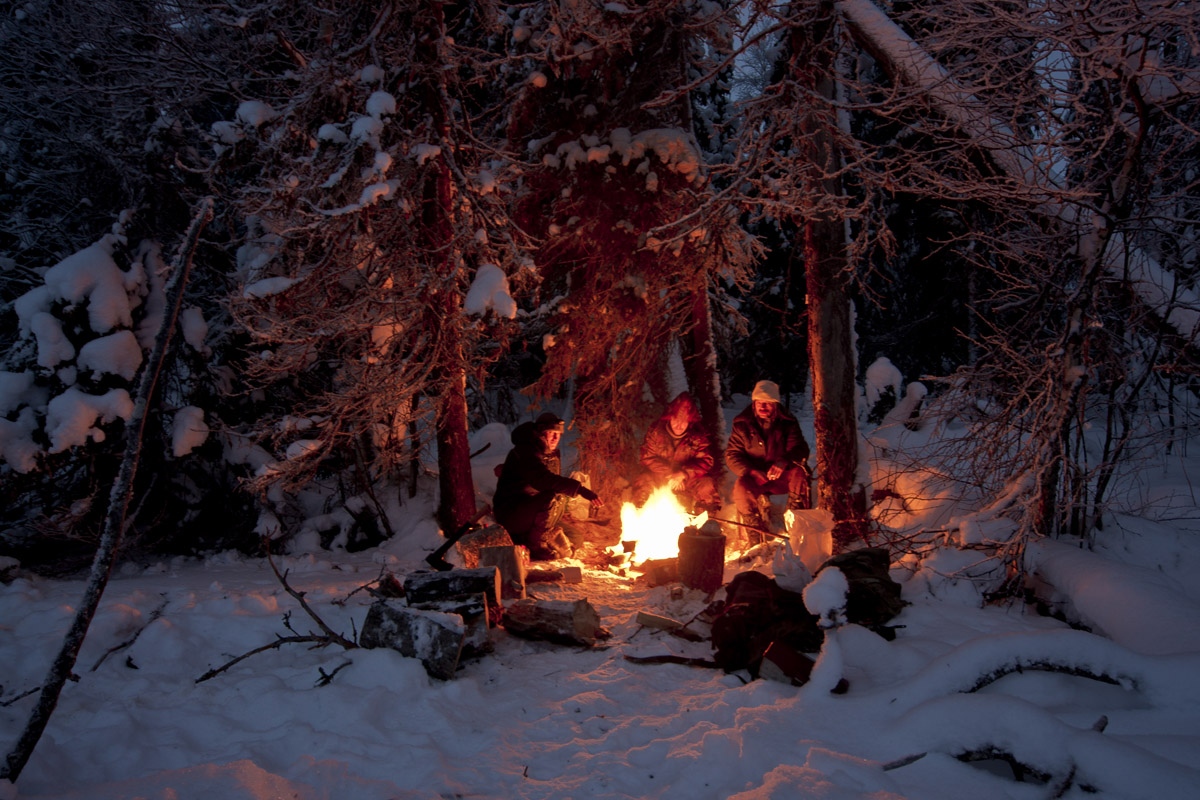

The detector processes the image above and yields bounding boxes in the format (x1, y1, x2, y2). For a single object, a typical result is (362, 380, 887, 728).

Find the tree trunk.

(680, 283, 727, 479)
(418, 0, 475, 534)
(436, 366, 476, 533)
(798, 3, 868, 552)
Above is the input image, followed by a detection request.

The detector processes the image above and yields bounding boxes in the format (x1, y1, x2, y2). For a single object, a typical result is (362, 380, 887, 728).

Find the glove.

(578, 486, 599, 503)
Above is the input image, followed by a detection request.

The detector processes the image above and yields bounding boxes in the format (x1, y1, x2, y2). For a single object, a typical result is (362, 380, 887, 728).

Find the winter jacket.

(724, 404, 809, 479)
(640, 415, 716, 481)
(493, 421, 587, 518)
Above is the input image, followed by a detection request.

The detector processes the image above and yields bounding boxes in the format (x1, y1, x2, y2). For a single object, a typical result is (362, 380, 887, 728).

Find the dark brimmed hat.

(535, 412, 565, 433)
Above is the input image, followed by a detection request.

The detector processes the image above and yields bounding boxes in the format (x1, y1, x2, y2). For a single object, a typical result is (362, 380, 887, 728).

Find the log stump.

(455, 524, 514, 569)
(408, 593, 491, 657)
(678, 522, 726, 593)
(479, 545, 527, 600)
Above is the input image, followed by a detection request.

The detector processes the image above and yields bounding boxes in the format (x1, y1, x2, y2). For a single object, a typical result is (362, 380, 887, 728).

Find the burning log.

(502, 598, 608, 647)
(619, 485, 695, 562)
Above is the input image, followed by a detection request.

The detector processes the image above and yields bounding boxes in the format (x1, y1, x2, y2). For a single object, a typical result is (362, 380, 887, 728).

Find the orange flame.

(617, 485, 697, 562)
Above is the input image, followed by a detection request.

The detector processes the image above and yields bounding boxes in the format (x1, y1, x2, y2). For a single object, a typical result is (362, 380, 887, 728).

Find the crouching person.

(633, 392, 722, 515)
(493, 413, 603, 561)
(725, 380, 811, 542)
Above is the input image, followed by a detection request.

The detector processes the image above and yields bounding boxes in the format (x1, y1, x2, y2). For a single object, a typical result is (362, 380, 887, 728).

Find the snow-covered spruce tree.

(225, 1, 521, 536)
(0, 210, 231, 568)
(504, 0, 753, 500)
(831, 0, 1200, 585)
(0, 0, 282, 565)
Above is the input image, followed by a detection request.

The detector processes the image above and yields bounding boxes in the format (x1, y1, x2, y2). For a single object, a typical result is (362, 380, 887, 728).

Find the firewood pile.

(360, 518, 903, 688)
(359, 549, 606, 680)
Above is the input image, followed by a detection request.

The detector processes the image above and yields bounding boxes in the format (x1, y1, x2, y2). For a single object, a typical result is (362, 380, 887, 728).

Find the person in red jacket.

(493, 413, 603, 560)
(724, 380, 811, 541)
(634, 392, 722, 514)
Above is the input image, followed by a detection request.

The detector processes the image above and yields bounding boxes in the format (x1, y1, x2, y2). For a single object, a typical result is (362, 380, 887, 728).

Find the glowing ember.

(618, 485, 696, 562)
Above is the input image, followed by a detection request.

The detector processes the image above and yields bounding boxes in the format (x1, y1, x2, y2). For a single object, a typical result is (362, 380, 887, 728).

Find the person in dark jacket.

(634, 392, 721, 514)
(493, 412, 603, 560)
(724, 380, 811, 541)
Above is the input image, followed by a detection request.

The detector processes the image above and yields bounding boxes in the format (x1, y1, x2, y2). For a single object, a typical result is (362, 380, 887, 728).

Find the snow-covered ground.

(3, 415, 1200, 799)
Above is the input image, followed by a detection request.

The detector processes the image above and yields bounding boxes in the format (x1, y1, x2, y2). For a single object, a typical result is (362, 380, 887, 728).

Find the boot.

(787, 494, 810, 512)
(529, 525, 572, 561)
(739, 509, 767, 546)
(550, 527, 574, 559)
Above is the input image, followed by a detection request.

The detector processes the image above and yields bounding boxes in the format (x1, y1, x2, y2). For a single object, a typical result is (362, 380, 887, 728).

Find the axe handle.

(429, 504, 493, 561)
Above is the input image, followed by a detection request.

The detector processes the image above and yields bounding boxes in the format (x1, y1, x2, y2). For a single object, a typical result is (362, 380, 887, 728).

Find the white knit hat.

(751, 380, 781, 404)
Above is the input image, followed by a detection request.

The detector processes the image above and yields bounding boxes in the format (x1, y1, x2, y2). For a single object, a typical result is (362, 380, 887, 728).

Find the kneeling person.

(493, 413, 603, 560)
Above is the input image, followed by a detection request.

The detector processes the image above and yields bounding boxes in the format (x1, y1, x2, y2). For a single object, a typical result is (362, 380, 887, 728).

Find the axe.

(425, 504, 493, 571)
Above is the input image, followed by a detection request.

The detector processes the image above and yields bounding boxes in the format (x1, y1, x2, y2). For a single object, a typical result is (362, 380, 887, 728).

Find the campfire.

(613, 485, 708, 563)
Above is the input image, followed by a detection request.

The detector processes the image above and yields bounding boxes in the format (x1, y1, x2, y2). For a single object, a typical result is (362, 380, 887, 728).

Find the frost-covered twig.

(195, 635, 334, 684)
(90, 598, 169, 672)
(0, 689, 39, 709)
(196, 555, 358, 684)
(267, 554, 358, 650)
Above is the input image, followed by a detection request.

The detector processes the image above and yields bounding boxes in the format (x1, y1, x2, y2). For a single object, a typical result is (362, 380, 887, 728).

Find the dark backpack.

(708, 548, 905, 676)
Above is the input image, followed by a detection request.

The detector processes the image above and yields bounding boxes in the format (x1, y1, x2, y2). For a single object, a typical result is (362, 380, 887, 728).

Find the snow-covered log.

(404, 567, 502, 610)
(888, 628, 1200, 712)
(1028, 539, 1200, 655)
(888, 692, 1200, 798)
(407, 593, 491, 658)
(360, 600, 466, 680)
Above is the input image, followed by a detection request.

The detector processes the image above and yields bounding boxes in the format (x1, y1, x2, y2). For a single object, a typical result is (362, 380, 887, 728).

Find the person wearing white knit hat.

(724, 380, 811, 542)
